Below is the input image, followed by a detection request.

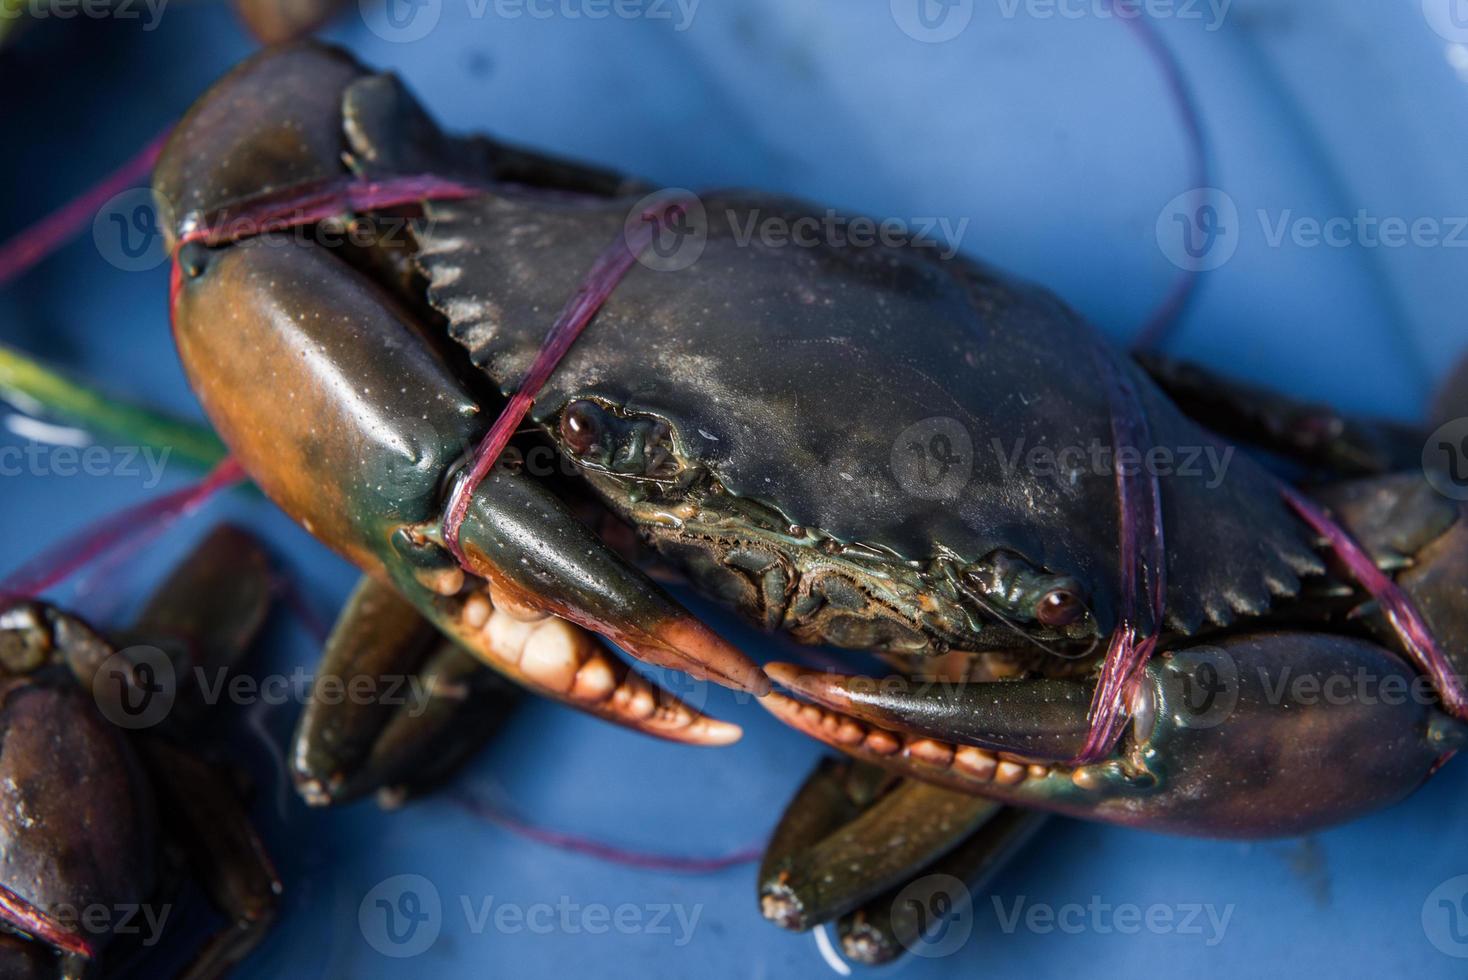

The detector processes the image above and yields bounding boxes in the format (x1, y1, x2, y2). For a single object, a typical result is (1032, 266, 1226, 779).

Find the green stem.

(0, 343, 227, 470)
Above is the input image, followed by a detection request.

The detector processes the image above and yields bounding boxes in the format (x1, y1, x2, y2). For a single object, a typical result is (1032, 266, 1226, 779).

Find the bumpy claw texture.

(437, 581, 742, 746)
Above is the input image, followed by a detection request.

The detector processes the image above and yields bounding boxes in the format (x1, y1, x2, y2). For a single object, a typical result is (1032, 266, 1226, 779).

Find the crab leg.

(837, 806, 1047, 965)
(141, 739, 281, 980)
(759, 760, 999, 932)
(292, 576, 521, 806)
(1137, 353, 1425, 475)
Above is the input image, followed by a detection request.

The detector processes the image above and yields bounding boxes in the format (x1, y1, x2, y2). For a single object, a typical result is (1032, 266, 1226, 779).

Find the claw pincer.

(157, 44, 760, 747)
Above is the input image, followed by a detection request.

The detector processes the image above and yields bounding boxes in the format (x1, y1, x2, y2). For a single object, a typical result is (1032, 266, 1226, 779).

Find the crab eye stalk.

(1036, 588, 1085, 628)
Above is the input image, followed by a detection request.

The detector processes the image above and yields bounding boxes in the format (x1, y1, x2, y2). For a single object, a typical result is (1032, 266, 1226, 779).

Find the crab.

(0, 526, 280, 978)
(153, 42, 1466, 965)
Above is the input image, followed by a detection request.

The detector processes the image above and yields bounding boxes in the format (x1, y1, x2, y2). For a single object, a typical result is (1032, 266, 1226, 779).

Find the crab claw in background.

(291, 576, 521, 807)
(764, 632, 1464, 838)
(168, 232, 758, 741)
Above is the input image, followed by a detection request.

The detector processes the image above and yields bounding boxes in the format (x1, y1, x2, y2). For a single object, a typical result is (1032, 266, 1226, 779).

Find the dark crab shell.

(335, 71, 1324, 639)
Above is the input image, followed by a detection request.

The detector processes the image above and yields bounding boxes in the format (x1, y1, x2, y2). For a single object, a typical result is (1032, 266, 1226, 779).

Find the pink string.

(441, 193, 695, 566)
(449, 787, 762, 874)
(0, 128, 171, 288)
(1281, 485, 1466, 719)
(179, 174, 482, 248)
(0, 458, 244, 602)
(1107, 2, 1211, 352)
(0, 881, 92, 958)
(1074, 348, 1167, 765)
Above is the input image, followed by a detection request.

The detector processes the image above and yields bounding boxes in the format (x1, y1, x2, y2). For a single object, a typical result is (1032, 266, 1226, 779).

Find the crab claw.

(168, 231, 762, 735)
(764, 631, 1464, 838)
(158, 38, 765, 715)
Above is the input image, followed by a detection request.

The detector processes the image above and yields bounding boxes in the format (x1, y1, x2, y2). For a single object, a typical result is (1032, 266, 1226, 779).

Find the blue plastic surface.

(3, 2, 1468, 976)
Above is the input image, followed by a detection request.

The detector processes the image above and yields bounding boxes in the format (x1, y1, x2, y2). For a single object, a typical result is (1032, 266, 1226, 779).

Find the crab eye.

(1036, 589, 1085, 628)
(559, 400, 604, 456)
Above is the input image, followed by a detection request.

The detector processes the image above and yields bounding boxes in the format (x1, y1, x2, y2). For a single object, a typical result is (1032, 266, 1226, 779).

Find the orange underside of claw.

(758, 684, 1063, 797)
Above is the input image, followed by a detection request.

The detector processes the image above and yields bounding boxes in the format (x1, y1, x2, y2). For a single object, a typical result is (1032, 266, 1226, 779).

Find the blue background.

(3, 0, 1468, 976)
